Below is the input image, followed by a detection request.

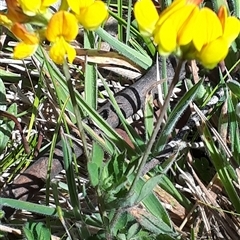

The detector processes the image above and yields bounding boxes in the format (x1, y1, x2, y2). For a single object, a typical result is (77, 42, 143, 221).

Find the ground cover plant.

(0, 0, 240, 239)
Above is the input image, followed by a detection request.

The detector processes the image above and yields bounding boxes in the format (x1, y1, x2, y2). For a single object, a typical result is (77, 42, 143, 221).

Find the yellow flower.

(153, 0, 202, 56)
(67, 0, 108, 30)
(18, 0, 58, 16)
(45, 11, 78, 64)
(196, 6, 240, 69)
(11, 23, 39, 59)
(192, 7, 223, 52)
(218, 6, 240, 47)
(133, 0, 159, 37)
(196, 37, 229, 69)
(134, 0, 240, 69)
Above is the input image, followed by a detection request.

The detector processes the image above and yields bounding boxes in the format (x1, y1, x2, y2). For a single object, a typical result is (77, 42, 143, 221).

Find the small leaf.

(0, 103, 17, 153)
(88, 162, 99, 187)
(92, 142, 104, 168)
(227, 79, 240, 98)
(130, 208, 177, 237)
(136, 175, 162, 203)
(112, 212, 128, 236)
(127, 223, 139, 239)
(23, 222, 51, 240)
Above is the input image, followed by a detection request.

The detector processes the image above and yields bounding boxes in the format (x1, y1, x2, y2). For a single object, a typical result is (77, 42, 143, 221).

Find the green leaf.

(144, 93, 154, 141)
(111, 212, 128, 236)
(232, 0, 240, 18)
(154, 79, 203, 153)
(226, 79, 240, 98)
(202, 123, 240, 213)
(92, 142, 104, 168)
(61, 133, 81, 218)
(131, 209, 177, 237)
(88, 162, 99, 187)
(136, 175, 163, 203)
(0, 198, 58, 216)
(227, 93, 240, 163)
(134, 177, 171, 227)
(95, 27, 152, 70)
(127, 223, 139, 239)
(84, 30, 97, 109)
(23, 222, 51, 240)
(0, 103, 17, 153)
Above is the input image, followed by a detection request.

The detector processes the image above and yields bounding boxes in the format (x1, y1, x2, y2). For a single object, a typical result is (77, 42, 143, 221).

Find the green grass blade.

(202, 123, 240, 213)
(95, 27, 152, 70)
(84, 30, 97, 110)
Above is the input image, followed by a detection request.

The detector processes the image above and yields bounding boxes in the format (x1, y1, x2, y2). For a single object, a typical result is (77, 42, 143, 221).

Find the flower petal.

(197, 37, 228, 69)
(19, 0, 58, 15)
(134, 0, 159, 36)
(49, 37, 76, 64)
(154, 18, 178, 55)
(46, 11, 78, 42)
(67, 0, 94, 15)
(156, 0, 185, 27)
(223, 16, 240, 46)
(177, 6, 199, 45)
(11, 23, 39, 44)
(77, 1, 108, 30)
(19, 0, 41, 16)
(154, 4, 196, 54)
(13, 42, 38, 59)
(193, 7, 222, 51)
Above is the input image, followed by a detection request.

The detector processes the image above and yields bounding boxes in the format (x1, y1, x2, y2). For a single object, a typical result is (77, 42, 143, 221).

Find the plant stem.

(128, 59, 184, 194)
(109, 60, 184, 231)
(63, 61, 90, 161)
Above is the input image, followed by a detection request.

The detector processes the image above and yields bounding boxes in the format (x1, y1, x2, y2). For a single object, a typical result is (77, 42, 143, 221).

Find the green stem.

(128, 59, 184, 194)
(63, 61, 89, 161)
(109, 60, 184, 230)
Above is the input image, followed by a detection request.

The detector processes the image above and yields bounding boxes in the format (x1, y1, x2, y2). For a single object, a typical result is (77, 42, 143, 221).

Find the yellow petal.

(154, 18, 177, 55)
(154, 4, 196, 55)
(11, 23, 39, 44)
(19, 0, 41, 16)
(77, 1, 108, 30)
(42, 0, 58, 7)
(223, 17, 240, 46)
(67, 0, 94, 15)
(46, 11, 78, 42)
(193, 7, 222, 51)
(177, 6, 199, 46)
(156, 0, 186, 27)
(49, 37, 76, 64)
(133, 0, 158, 36)
(0, 14, 12, 28)
(13, 42, 38, 59)
(197, 37, 228, 69)
(19, 0, 58, 15)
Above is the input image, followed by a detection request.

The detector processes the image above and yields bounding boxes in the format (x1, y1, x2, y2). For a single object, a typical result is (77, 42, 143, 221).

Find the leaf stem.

(128, 59, 184, 194)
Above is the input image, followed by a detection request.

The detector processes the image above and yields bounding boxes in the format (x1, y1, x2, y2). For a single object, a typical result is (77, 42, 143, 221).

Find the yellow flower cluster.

(0, 0, 108, 64)
(134, 0, 240, 69)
